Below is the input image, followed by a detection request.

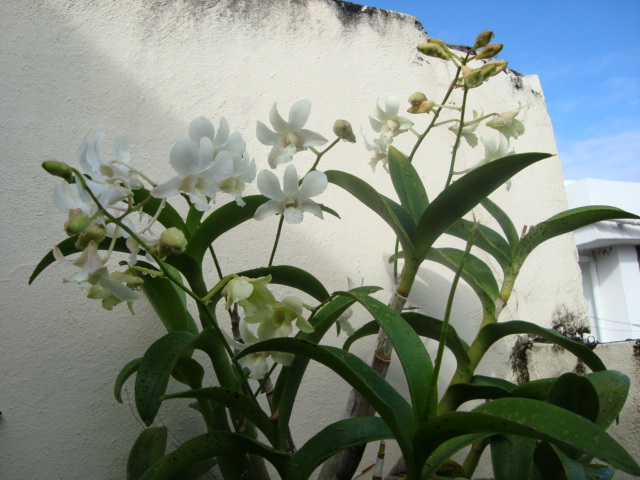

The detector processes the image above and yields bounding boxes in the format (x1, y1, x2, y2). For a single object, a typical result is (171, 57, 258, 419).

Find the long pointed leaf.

(413, 398, 640, 475)
(388, 145, 429, 222)
(445, 219, 512, 273)
(138, 432, 290, 480)
(476, 320, 606, 372)
(325, 170, 415, 255)
(291, 417, 393, 479)
(238, 265, 330, 302)
(509, 206, 640, 279)
(163, 387, 276, 445)
(337, 291, 433, 421)
(238, 338, 416, 457)
(481, 197, 520, 247)
(127, 427, 168, 480)
(413, 152, 551, 259)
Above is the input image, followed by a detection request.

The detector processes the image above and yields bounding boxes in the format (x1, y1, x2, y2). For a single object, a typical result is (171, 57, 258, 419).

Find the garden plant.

(31, 30, 640, 480)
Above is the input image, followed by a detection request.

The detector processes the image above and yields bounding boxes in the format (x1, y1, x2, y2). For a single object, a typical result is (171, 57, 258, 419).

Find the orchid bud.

(158, 227, 187, 257)
(473, 30, 494, 50)
(333, 120, 356, 143)
(417, 42, 450, 60)
(479, 62, 498, 79)
(475, 43, 503, 60)
(42, 160, 74, 182)
(75, 222, 106, 250)
(491, 59, 508, 75)
(64, 209, 90, 236)
(407, 92, 436, 114)
(461, 66, 484, 88)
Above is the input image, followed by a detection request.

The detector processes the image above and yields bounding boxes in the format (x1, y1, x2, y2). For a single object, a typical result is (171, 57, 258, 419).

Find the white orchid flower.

(256, 100, 327, 168)
(77, 133, 142, 190)
(448, 109, 482, 148)
(257, 296, 314, 341)
(53, 241, 140, 305)
(362, 131, 393, 171)
(224, 275, 277, 324)
(454, 133, 515, 190)
(218, 151, 257, 206)
(254, 164, 327, 224)
(236, 321, 293, 380)
(151, 117, 234, 211)
(486, 108, 525, 139)
(369, 96, 414, 137)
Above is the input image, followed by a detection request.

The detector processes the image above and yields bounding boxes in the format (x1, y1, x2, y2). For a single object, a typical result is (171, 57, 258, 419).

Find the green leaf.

(137, 432, 290, 480)
(170, 357, 204, 389)
(425, 248, 499, 318)
(115, 358, 142, 403)
(127, 427, 168, 480)
(270, 288, 380, 450)
(344, 313, 470, 375)
(588, 370, 629, 428)
(413, 152, 551, 260)
(326, 170, 416, 255)
(491, 435, 536, 480)
(442, 376, 515, 411)
(291, 417, 393, 479)
(421, 433, 489, 478)
(413, 398, 640, 475)
(337, 291, 433, 421)
(548, 373, 599, 422)
(481, 197, 519, 248)
(388, 145, 429, 222)
(135, 331, 197, 425)
(141, 273, 191, 333)
(186, 195, 268, 263)
(510, 206, 640, 278)
(237, 265, 331, 303)
(476, 320, 606, 372)
(445, 219, 512, 273)
(238, 338, 416, 457)
(163, 387, 276, 445)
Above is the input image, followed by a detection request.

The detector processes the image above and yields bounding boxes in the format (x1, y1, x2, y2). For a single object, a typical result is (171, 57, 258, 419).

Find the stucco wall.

(1, 0, 594, 478)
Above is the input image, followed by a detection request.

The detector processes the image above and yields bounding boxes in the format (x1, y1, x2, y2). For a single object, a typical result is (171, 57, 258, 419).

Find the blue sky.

(362, 0, 640, 182)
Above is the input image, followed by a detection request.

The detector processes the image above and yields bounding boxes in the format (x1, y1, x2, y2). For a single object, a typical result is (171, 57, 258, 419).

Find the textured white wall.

(1, 0, 591, 478)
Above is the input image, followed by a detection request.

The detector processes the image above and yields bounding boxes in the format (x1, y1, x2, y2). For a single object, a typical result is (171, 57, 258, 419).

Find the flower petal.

(385, 96, 400, 117)
(283, 207, 304, 224)
(288, 100, 311, 130)
(256, 169, 283, 200)
(282, 165, 299, 197)
(300, 199, 323, 219)
(170, 139, 201, 175)
(256, 121, 278, 146)
(299, 129, 328, 147)
(150, 177, 182, 199)
(189, 117, 215, 142)
(269, 103, 289, 133)
(213, 117, 230, 147)
(254, 200, 284, 220)
(298, 170, 327, 198)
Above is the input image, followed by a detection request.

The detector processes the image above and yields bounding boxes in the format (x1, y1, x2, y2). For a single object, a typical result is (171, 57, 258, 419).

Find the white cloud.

(558, 129, 640, 182)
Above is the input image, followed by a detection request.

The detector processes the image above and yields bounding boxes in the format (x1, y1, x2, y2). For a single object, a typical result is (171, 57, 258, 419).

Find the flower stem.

(268, 216, 285, 267)
(445, 86, 470, 188)
(309, 137, 340, 172)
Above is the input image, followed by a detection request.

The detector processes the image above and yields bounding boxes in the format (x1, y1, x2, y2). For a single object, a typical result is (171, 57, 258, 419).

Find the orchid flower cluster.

(34, 28, 640, 480)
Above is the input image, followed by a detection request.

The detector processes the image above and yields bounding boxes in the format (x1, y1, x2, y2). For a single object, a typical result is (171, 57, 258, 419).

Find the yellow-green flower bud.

(64, 208, 90, 236)
(479, 62, 498, 79)
(158, 227, 187, 257)
(75, 222, 106, 250)
(417, 42, 450, 60)
(490, 59, 508, 75)
(333, 120, 356, 143)
(42, 160, 74, 182)
(475, 43, 503, 60)
(461, 66, 485, 88)
(407, 92, 436, 114)
(473, 30, 494, 50)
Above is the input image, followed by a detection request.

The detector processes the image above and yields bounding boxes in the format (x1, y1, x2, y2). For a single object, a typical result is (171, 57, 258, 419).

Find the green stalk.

(445, 86, 469, 188)
(268, 216, 285, 267)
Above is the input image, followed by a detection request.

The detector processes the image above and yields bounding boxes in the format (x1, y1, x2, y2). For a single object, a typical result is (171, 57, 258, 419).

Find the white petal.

(256, 169, 283, 200)
(369, 116, 384, 133)
(269, 103, 289, 133)
(209, 151, 234, 181)
(197, 136, 215, 171)
(189, 117, 215, 142)
(271, 351, 294, 366)
(268, 145, 295, 168)
(53, 182, 76, 212)
(254, 200, 284, 220)
(170, 139, 201, 175)
(283, 207, 304, 224)
(99, 274, 140, 302)
(299, 129, 328, 147)
(300, 199, 323, 219)
(385, 96, 400, 117)
(213, 117, 230, 147)
(298, 170, 327, 199)
(112, 136, 131, 163)
(282, 165, 299, 197)
(150, 177, 181, 199)
(256, 121, 278, 146)
(288, 100, 311, 130)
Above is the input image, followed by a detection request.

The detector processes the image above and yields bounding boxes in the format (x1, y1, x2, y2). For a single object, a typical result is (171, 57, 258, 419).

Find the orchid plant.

(31, 30, 640, 480)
